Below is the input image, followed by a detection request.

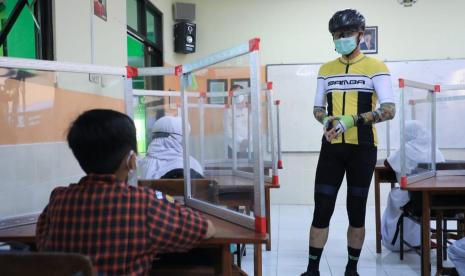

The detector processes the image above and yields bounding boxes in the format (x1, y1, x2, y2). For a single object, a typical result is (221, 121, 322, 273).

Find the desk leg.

(421, 192, 431, 276)
(254, 244, 262, 276)
(265, 187, 271, 251)
(436, 211, 443, 272)
(375, 173, 382, 254)
(221, 244, 233, 276)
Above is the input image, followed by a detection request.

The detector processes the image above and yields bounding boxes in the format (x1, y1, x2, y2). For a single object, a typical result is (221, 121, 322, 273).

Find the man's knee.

(312, 185, 338, 228)
(347, 186, 369, 227)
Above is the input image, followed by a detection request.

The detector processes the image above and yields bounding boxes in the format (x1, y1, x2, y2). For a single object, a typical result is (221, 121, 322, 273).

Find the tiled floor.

(239, 205, 453, 276)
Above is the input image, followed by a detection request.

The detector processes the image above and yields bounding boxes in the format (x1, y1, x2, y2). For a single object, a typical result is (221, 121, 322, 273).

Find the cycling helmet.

(329, 9, 365, 33)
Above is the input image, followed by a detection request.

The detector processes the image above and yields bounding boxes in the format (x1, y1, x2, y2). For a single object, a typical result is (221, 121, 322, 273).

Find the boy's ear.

(129, 152, 137, 171)
(124, 151, 137, 171)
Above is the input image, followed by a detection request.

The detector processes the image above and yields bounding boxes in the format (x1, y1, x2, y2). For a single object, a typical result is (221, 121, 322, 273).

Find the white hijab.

(138, 116, 203, 179)
(387, 120, 445, 174)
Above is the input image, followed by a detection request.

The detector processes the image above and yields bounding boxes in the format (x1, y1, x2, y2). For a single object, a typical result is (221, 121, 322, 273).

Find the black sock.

(346, 246, 362, 271)
(307, 246, 323, 272)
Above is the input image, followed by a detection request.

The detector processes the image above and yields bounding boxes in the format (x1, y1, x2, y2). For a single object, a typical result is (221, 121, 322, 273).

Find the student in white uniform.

(381, 120, 445, 251)
(449, 238, 465, 276)
(139, 116, 203, 179)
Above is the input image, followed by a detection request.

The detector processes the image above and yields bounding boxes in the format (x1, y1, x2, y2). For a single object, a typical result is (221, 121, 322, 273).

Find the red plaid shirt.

(36, 174, 208, 275)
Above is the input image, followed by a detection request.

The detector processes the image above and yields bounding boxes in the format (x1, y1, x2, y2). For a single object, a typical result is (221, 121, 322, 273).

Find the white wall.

(175, 0, 465, 64)
(53, 0, 127, 66)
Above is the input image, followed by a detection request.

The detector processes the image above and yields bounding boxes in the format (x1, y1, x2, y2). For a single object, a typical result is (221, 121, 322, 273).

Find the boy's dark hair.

(67, 109, 137, 174)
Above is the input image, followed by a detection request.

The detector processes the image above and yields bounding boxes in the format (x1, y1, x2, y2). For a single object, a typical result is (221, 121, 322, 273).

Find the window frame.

(127, 0, 163, 90)
(0, 0, 54, 60)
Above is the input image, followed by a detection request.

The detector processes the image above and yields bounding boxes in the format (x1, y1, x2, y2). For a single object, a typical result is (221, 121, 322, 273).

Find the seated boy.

(36, 109, 215, 275)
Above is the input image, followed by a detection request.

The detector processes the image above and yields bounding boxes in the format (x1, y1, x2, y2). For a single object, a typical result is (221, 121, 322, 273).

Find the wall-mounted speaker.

(174, 22, 196, 54)
(173, 2, 195, 22)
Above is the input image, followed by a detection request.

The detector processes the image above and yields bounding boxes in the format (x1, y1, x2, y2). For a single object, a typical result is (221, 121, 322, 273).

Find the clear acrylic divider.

(0, 62, 127, 218)
(435, 84, 465, 175)
(399, 79, 436, 187)
(180, 39, 266, 232)
(131, 39, 267, 232)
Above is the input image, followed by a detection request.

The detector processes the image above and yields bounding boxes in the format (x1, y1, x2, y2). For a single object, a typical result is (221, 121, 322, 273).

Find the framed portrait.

(207, 79, 228, 104)
(360, 26, 378, 54)
(93, 0, 107, 21)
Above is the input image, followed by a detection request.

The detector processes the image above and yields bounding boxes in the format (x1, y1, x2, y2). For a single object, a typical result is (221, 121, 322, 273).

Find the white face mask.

(236, 95, 245, 104)
(126, 150, 138, 186)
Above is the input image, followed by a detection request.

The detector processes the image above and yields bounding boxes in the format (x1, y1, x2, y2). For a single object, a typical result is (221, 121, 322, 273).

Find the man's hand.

(334, 115, 356, 134)
(323, 116, 338, 142)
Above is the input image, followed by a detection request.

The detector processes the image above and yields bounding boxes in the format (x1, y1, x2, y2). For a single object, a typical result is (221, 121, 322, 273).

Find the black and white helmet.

(328, 9, 365, 34)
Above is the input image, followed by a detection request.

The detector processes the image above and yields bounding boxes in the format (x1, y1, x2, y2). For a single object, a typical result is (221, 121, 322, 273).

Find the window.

(126, 0, 139, 32)
(145, 9, 155, 43)
(126, 0, 163, 87)
(208, 79, 228, 104)
(127, 0, 163, 153)
(0, 0, 54, 60)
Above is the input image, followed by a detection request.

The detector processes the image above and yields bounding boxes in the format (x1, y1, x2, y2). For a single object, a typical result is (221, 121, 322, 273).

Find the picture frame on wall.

(360, 26, 378, 54)
(207, 79, 228, 104)
(94, 0, 107, 21)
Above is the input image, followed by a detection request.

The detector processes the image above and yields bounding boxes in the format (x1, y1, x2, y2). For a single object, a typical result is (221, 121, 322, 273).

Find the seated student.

(449, 237, 465, 276)
(139, 116, 204, 179)
(382, 120, 445, 250)
(36, 109, 215, 275)
(385, 120, 445, 177)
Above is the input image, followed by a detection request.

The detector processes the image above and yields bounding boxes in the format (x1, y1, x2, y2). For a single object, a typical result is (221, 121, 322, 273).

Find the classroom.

(1, 0, 465, 275)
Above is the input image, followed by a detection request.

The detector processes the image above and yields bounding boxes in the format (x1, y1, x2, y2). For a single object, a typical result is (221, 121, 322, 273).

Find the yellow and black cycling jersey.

(314, 53, 394, 146)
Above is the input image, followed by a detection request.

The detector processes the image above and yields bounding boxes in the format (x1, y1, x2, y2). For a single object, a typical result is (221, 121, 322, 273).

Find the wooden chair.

(396, 201, 465, 268)
(0, 252, 93, 276)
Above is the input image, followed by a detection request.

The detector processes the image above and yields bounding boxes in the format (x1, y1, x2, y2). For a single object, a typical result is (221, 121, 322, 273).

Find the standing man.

(301, 9, 395, 276)
(224, 84, 250, 158)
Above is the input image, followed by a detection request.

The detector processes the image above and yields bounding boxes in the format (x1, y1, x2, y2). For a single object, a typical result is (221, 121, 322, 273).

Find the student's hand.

(203, 219, 216, 239)
(323, 116, 338, 142)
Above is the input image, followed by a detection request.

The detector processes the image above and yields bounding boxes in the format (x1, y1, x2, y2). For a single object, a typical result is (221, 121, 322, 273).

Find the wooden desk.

(0, 213, 268, 276)
(208, 175, 280, 251)
(403, 176, 465, 276)
(374, 160, 465, 254)
(374, 160, 397, 253)
(139, 176, 278, 252)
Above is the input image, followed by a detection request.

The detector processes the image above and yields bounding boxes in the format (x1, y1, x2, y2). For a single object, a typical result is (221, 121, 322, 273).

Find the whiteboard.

(267, 59, 465, 152)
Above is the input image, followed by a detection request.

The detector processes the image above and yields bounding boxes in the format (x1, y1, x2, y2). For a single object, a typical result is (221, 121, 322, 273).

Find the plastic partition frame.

(276, 99, 283, 169)
(133, 52, 279, 232)
(180, 39, 266, 232)
(266, 86, 279, 185)
(0, 56, 135, 117)
(132, 88, 278, 176)
(399, 79, 437, 187)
